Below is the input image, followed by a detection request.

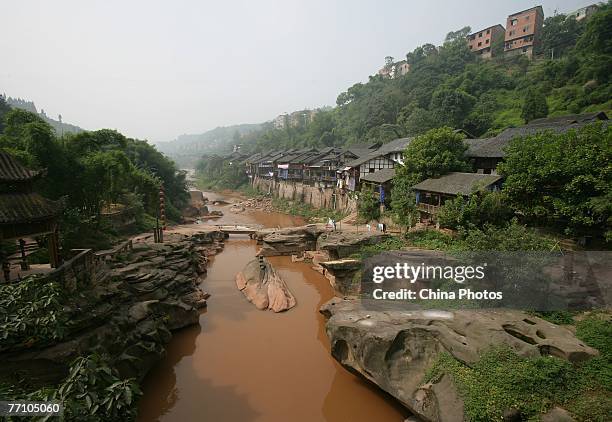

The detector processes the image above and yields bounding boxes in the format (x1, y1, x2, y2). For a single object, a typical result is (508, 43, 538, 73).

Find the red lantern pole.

(159, 185, 166, 230)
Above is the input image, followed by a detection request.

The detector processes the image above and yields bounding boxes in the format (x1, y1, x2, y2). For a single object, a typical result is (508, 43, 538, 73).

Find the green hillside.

(2, 95, 85, 136)
(242, 4, 611, 152)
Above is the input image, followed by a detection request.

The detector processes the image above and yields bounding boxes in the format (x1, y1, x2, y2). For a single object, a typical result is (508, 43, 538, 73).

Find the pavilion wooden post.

(18, 238, 29, 270)
(2, 261, 10, 282)
(48, 227, 61, 268)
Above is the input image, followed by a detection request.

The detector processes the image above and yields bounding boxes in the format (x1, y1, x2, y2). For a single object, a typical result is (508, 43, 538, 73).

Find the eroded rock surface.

(0, 231, 225, 385)
(316, 231, 390, 259)
(319, 259, 362, 296)
(256, 224, 326, 256)
(236, 258, 296, 312)
(321, 298, 597, 422)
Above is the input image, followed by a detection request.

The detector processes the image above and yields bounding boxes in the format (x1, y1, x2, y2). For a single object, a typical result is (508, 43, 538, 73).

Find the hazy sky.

(1, 0, 589, 142)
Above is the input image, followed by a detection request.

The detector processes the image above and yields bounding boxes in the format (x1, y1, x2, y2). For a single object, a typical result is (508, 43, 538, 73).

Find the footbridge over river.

(210, 224, 263, 235)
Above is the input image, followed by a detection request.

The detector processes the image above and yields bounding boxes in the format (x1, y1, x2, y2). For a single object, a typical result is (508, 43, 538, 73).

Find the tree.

(357, 186, 381, 222)
(395, 127, 470, 187)
(391, 127, 471, 228)
(521, 90, 549, 123)
(575, 2, 612, 82)
(445, 26, 471, 43)
(0, 96, 11, 134)
(429, 88, 476, 128)
(389, 176, 419, 230)
(539, 14, 584, 58)
(366, 124, 404, 143)
(437, 191, 513, 230)
(498, 123, 612, 239)
(398, 108, 442, 136)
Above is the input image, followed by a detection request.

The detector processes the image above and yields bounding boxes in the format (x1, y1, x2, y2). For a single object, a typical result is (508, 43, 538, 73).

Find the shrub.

(357, 186, 381, 222)
(0, 276, 68, 350)
(437, 191, 514, 230)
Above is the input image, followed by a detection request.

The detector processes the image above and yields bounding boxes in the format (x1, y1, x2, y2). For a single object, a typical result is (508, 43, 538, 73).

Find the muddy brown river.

(137, 191, 408, 421)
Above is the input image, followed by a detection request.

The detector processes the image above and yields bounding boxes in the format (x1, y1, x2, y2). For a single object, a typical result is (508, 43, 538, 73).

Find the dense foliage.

(498, 123, 611, 240)
(2, 354, 142, 421)
(436, 191, 513, 230)
(389, 127, 470, 229)
(357, 186, 381, 222)
(423, 310, 611, 421)
(196, 154, 247, 190)
(213, 4, 611, 157)
(405, 221, 558, 252)
(0, 108, 188, 249)
(0, 276, 68, 351)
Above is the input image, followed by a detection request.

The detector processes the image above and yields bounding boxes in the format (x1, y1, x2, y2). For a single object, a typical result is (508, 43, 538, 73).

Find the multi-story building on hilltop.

(273, 113, 288, 129)
(468, 24, 505, 59)
(377, 57, 410, 79)
(504, 5, 544, 59)
(568, 4, 599, 21)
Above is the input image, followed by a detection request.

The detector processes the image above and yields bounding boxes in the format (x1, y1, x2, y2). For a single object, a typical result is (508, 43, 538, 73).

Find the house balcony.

(417, 203, 440, 215)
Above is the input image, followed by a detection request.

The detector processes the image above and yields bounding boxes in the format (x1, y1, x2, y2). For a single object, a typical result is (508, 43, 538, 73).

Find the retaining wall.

(252, 177, 357, 213)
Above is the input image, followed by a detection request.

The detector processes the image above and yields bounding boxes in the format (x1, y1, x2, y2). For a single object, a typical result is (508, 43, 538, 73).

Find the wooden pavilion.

(0, 151, 64, 281)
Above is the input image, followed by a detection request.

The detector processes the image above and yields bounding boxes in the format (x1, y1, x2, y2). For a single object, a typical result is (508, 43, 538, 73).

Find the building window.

(479, 32, 483, 37)
(485, 39, 489, 44)
(486, 29, 490, 34)
(478, 41, 482, 47)
(523, 25, 529, 32)
(525, 15, 530, 20)
(511, 19, 517, 26)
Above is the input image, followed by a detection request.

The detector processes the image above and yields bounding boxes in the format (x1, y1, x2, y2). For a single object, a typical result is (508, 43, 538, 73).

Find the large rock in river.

(320, 298, 597, 422)
(316, 231, 390, 259)
(236, 258, 296, 312)
(319, 259, 362, 296)
(256, 224, 326, 256)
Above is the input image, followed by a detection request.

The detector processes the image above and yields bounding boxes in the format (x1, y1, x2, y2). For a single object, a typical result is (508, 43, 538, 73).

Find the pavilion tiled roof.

(0, 151, 40, 182)
(0, 193, 64, 224)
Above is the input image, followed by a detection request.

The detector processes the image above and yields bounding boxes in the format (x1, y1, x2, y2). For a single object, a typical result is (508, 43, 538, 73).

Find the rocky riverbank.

(320, 298, 598, 422)
(230, 196, 274, 213)
(0, 231, 227, 385)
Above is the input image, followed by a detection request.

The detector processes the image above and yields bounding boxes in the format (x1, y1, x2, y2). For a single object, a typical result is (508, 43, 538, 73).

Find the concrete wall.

(253, 177, 357, 213)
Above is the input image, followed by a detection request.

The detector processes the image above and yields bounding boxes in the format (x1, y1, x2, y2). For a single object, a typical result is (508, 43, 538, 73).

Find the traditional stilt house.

(412, 172, 503, 223)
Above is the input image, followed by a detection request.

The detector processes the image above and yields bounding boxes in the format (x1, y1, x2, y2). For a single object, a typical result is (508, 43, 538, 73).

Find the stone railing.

(46, 249, 104, 292)
(44, 239, 133, 292)
(94, 239, 133, 262)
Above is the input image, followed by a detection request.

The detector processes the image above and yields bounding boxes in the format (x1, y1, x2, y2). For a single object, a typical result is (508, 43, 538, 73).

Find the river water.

(137, 191, 408, 421)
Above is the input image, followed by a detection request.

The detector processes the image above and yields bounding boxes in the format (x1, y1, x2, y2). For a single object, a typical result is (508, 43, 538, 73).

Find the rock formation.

(0, 231, 226, 384)
(236, 257, 296, 312)
(318, 259, 362, 296)
(320, 298, 597, 422)
(316, 231, 390, 259)
(255, 224, 326, 256)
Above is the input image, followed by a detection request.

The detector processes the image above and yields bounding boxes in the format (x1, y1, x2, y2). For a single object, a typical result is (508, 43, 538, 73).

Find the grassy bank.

(423, 312, 611, 421)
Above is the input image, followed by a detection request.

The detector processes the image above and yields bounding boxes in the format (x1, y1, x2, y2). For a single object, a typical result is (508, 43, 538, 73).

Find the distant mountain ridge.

(156, 122, 264, 168)
(2, 95, 85, 136)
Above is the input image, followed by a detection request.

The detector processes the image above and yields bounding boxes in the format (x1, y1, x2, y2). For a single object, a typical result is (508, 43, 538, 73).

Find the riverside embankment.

(137, 191, 409, 421)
